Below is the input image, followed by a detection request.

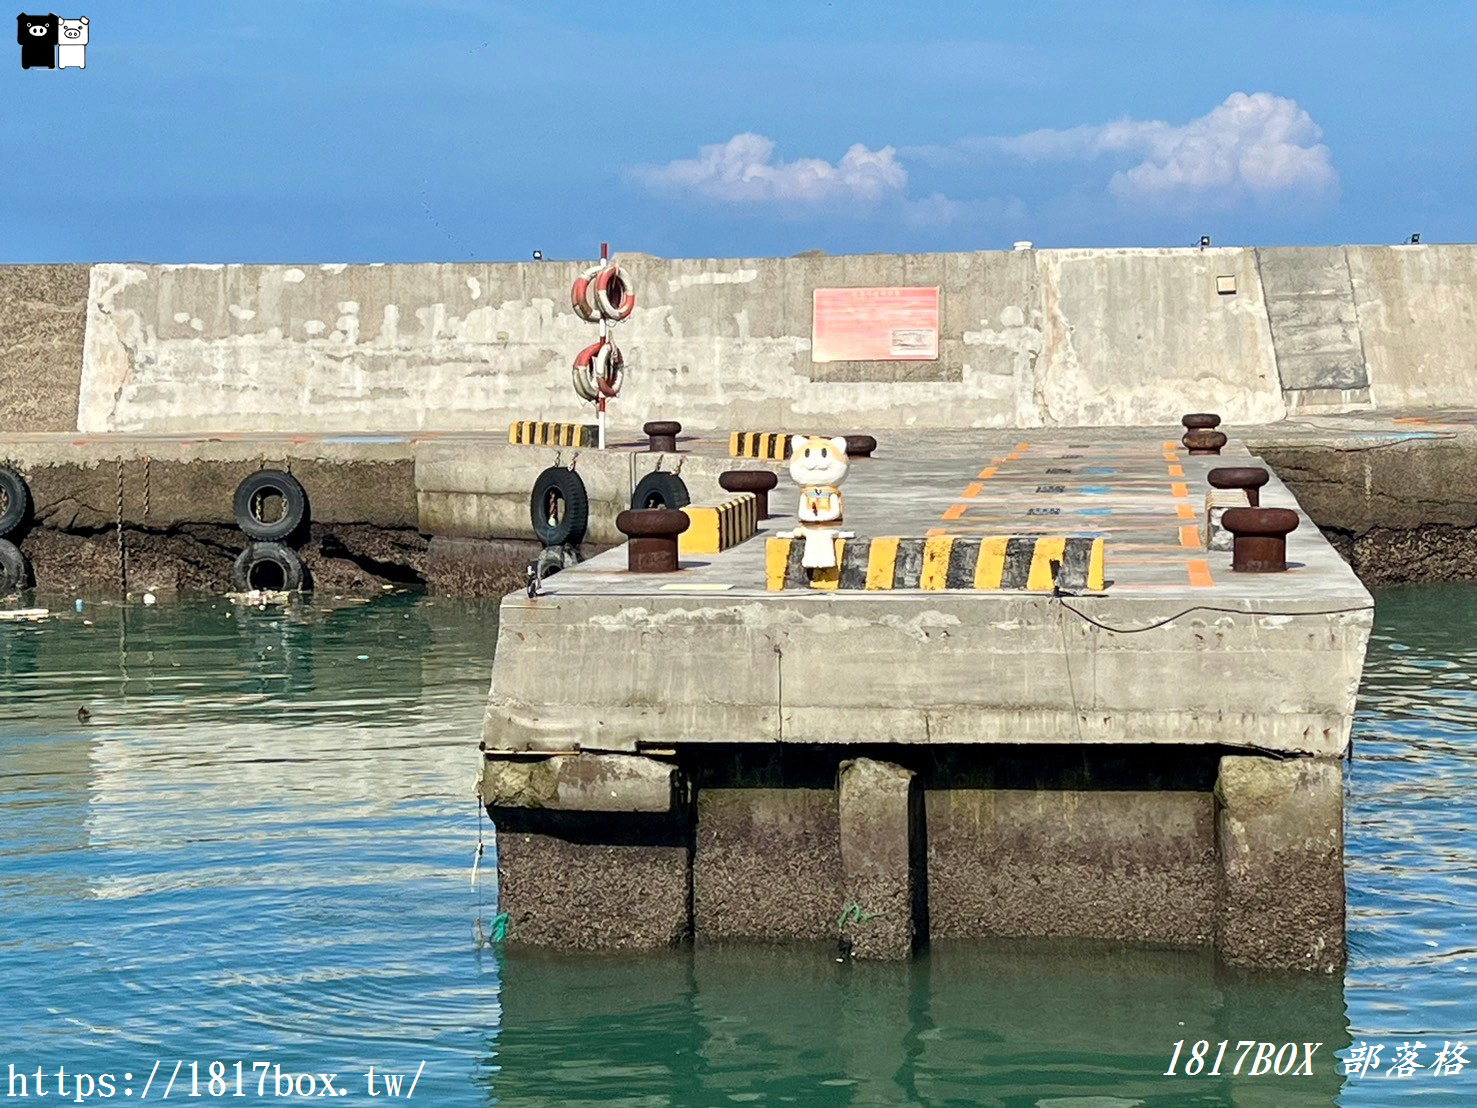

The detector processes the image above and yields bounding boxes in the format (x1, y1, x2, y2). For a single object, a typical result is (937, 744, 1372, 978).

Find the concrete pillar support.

(837, 758, 925, 959)
(1215, 755, 1345, 972)
(694, 788, 841, 942)
(481, 752, 693, 949)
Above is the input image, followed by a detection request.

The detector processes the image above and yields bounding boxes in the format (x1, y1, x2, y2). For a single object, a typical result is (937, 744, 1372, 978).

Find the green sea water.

(1, 588, 1473, 1106)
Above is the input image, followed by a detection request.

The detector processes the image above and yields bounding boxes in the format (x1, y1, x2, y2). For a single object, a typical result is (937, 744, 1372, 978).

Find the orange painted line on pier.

(1179, 525, 1201, 549)
(925, 527, 945, 537)
(1162, 440, 1180, 451)
(961, 482, 985, 499)
(1016, 442, 1031, 451)
(977, 466, 998, 480)
(1176, 504, 1196, 520)
(1168, 464, 1184, 477)
(1170, 482, 1189, 498)
(1187, 560, 1214, 587)
(941, 503, 968, 521)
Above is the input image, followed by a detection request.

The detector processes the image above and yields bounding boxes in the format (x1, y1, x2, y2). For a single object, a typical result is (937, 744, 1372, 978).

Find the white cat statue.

(781, 434, 854, 570)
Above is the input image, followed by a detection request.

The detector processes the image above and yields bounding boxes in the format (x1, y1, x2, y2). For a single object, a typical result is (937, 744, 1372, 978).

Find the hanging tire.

(0, 466, 29, 538)
(631, 471, 690, 511)
(0, 538, 31, 595)
(530, 467, 589, 547)
(233, 470, 308, 541)
(232, 542, 308, 592)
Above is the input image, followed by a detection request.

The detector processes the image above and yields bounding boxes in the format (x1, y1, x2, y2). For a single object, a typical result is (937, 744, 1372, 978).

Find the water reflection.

(1347, 585, 1477, 1062)
(0, 594, 506, 1106)
(489, 942, 1348, 1106)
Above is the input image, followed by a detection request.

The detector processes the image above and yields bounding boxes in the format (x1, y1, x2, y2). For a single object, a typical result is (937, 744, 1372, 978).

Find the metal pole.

(597, 242, 610, 449)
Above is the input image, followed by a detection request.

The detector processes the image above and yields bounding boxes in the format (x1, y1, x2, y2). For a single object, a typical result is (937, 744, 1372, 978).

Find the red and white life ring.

(593, 264, 635, 321)
(570, 264, 603, 322)
(592, 340, 625, 398)
(571, 339, 604, 401)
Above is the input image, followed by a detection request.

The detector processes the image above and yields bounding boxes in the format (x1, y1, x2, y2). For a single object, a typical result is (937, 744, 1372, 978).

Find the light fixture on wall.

(532, 250, 544, 261)
(1199, 235, 1212, 249)
(1406, 233, 1421, 245)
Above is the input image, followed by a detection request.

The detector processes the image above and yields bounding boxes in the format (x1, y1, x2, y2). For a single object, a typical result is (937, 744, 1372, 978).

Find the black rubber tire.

(233, 470, 308, 541)
(0, 538, 31, 595)
(0, 466, 29, 539)
(232, 542, 308, 592)
(631, 471, 690, 512)
(530, 467, 590, 547)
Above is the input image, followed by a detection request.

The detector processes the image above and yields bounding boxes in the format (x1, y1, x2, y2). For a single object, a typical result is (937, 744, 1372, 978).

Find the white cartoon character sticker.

(57, 16, 86, 69)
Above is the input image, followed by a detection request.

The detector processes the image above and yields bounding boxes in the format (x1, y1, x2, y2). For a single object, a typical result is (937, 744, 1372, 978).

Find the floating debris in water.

(226, 590, 294, 608)
(0, 608, 49, 622)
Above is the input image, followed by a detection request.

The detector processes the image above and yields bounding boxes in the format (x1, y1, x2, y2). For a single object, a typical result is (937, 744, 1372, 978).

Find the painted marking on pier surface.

(509, 421, 598, 447)
(729, 431, 793, 460)
(766, 534, 1105, 592)
(905, 434, 1232, 593)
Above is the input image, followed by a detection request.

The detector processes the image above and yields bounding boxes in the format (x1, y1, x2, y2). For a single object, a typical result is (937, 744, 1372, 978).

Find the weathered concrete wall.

(484, 743, 1345, 970)
(73, 250, 1288, 433)
(482, 592, 1370, 757)
(1255, 246, 1370, 410)
(0, 437, 427, 592)
(1348, 244, 1477, 409)
(0, 243, 1467, 436)
(61, 250, 1298, 434)
(416, 440, 762, 547)
(1033, 248, 1284, 426)
(1254, 433, 1477, 585)
(0, 264, 89, 432)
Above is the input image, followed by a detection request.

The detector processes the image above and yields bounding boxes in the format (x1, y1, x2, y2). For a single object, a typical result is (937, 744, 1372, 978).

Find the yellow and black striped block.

(508, 421, 599, 447)
(729, 431, 793, 460)
(765, 535, 1106, 592)
(680, 494, 760, 555)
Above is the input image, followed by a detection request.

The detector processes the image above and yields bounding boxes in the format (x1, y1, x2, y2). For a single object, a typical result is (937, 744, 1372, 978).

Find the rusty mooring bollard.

(719, 469, 779, 518)
(1221, 507, 1300, 572)
(843, 434, 877, 459)
(1181, 413, 1227, 455)
(643, 420, 681, 453)
(1207, 466, 1269, 507)
(616, 508, 689, 572)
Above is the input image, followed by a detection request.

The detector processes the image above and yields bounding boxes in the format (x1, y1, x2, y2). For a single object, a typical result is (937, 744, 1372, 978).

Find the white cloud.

(628, 133, 908, 207)
(907, 92, 1336, 206)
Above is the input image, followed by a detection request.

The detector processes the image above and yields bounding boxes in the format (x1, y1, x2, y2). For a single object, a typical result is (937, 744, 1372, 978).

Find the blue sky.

(3, 1, 1473, 262)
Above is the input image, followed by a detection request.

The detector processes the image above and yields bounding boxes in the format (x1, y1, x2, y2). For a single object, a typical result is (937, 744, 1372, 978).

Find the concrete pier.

(478, 428, 1371, 971)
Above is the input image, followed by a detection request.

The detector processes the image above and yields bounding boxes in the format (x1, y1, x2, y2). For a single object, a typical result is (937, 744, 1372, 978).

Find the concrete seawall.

(4, 244, 1476, 436)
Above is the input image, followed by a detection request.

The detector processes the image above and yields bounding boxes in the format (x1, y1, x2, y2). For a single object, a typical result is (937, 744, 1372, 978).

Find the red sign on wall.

(812, 287, 940, 363)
